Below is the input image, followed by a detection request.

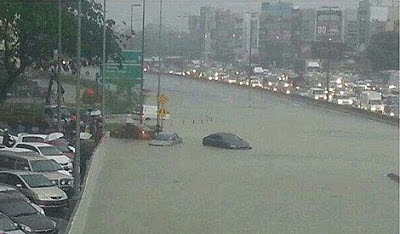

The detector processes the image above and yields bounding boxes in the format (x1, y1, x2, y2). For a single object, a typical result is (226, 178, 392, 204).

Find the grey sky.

(103, 0, 389, 31)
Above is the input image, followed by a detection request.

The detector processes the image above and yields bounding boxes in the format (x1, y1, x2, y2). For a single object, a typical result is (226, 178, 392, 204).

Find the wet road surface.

(76, 74, 398, 233)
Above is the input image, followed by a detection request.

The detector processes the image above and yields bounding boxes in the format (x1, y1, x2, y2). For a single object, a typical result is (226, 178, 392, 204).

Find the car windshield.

(52, 142, 71, 153)
(0, 214, 18, 231)
(313, 89, 325, 95)
(31, 160, 63, 172)
(221, 134, 242, 142)
(0, 199, 37, 217)
(155, 134, 172, 141)
(20, 174, 55, 188)
(22, 136, 45, 142)
(370, 100, 382, 105)
(38, 146, 63, 156)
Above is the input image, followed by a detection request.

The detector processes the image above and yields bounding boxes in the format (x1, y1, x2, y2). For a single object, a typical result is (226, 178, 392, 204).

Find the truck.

(293, 59, 321, 74)
(360, 91, 384, 112)
(133, 105, 170, 120)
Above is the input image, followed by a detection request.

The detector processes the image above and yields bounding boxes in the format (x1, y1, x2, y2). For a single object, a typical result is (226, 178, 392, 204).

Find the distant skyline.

(103, 0, 395, 31)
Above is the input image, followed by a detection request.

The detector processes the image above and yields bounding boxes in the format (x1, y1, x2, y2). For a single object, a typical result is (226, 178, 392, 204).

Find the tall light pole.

(74, 0, 82, 197)
(140, 0, 146, 125)
(177, 15, 189, 61)
(247, 12, 254, 106)
(156, 0, 163, 130)
(131, 4, 141, 50)
(322, 6, 337, 101)
(102, 0, 106, 131)
(57, 0, 62, 131)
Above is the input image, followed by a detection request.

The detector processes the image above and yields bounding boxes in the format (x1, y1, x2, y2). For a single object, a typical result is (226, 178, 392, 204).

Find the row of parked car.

(0, 129, 77, 233)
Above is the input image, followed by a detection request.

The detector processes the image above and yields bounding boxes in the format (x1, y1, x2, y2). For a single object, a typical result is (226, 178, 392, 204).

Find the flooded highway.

(78, 74, 398, 233)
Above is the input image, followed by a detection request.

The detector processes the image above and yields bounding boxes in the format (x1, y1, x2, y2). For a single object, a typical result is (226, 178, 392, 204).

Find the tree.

(366, 31, 399, 71)
(0, 0, 121, 103)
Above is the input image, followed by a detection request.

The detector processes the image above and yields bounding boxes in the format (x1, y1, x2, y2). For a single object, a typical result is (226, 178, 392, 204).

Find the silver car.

(0, 149, 74, 197)
(0, 171, 69, 208)
(149, 132, 183, 146)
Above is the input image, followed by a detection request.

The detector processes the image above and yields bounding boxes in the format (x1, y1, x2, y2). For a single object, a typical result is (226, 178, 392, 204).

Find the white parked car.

(13, 142, 72, 173)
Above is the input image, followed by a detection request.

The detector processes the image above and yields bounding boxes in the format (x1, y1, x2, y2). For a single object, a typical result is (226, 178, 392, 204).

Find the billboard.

(316, 9, 344, 42)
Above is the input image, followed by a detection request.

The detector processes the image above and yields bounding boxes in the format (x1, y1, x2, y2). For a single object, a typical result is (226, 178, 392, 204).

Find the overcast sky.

(103, 0, 391, 31)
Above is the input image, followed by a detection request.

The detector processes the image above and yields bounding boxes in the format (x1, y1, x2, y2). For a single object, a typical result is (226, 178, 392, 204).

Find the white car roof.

(0, 148, 32, 153)
(15, 142, 55, 147)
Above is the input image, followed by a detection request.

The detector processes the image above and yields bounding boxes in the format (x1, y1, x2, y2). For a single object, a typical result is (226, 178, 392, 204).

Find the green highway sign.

(105, 50, 142, 85)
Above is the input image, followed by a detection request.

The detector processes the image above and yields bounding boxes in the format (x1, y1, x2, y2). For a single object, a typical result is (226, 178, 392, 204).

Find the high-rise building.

(358, 0, 399, 51)
(344, 9, 359, 50)
(259, 2, 298, 67)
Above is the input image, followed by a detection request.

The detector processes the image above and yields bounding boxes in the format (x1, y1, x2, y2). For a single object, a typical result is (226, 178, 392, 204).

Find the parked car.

(0, 212, 25, 234)
(0, 184, 45, 216)
(16, 133, 75, 159)
(13, 142, 72, 173)
(0, 149, 73, 196)
(0, 191, 58, 234)
(0, 171, 69, 209)
(202, 133, 252, 149)
(149, 132, 183, 146)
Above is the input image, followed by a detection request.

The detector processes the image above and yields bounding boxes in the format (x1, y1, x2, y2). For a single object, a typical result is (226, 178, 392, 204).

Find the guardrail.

(148, 71, 399, 127)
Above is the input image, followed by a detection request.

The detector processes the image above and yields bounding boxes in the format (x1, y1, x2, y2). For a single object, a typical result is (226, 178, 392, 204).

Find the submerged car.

(202, 133, 252, 149)
(149, 132, 182, 146)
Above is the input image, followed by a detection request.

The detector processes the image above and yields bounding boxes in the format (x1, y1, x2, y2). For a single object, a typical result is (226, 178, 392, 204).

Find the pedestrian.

(2, 129, 15, 147)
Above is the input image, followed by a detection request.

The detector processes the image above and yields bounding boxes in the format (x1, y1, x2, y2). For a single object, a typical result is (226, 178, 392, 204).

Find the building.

(358, 0, 399, 51)
(258, 2, 298, 67)
(344, 9, 359, 50)
(240, 12, 260, 62)
(315, 7, 344, 43)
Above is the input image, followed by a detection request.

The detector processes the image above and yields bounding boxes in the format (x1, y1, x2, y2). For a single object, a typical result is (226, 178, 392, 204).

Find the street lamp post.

(140, 0, 146, 125)
(156, 0, 163, 130)
(74, 0, 82, 198)
(131, 4, 141, 50)
(102, 0, 106, 132)
(57, 0, 62, 131)
(177, 15, 189, 61)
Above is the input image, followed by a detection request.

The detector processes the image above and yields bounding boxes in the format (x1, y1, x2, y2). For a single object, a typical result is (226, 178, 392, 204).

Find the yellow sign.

(157, 94, 169, 104)
(158, 108, 168, 117)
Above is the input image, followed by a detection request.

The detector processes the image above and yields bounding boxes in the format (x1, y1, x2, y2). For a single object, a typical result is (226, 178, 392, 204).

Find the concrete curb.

(65, 136, 107, 234)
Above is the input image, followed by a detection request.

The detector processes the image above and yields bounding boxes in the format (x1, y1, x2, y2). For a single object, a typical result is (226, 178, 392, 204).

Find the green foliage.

(0, 0, 121, 103)
(366, 32, 399, 71)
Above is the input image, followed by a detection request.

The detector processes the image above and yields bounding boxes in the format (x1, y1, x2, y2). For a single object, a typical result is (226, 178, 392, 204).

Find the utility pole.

(140, 0, 146, 125)
(323, 6, 335, 101)
(131, 4, 141, 50)
(247, 12, 253, 106)
(156, 0, 163, 130)
(102, 0, 106, 132)
(248, 12, 253, 82)
(177, 15, 189, 62)
(74, 0, 82, 197)
(57, 0, 62, 131)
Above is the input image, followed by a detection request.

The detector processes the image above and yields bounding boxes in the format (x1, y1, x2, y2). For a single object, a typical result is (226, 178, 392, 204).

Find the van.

(0, 150, 74, 197)
(134, 105, 170, 120)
